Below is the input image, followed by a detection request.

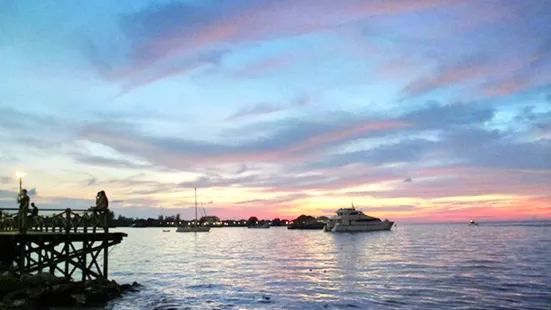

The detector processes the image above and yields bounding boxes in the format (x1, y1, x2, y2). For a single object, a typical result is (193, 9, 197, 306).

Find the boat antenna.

(194, 187, 197, 225)
(351, 202, 355, 209)
(201, 203, 207, 217)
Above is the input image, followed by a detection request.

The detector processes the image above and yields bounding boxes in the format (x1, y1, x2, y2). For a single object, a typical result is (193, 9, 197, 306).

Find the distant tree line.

(105, 212, 315, 228)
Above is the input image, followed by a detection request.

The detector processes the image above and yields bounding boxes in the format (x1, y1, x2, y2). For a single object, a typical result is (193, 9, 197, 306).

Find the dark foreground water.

(107, 223, 551, 310)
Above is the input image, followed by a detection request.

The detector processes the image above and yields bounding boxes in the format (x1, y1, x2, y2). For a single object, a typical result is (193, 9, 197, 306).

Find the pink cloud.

(145, 0, 450, 60)
(282, 121, 410, 156)
(192, 121, 408, 164)
(483, 77, 533, 97)
(261, 168, 402, 193)
(397, 204, 551, 222)
(81, 120, 409, 167)
(403, 39, 548, 98)
(482, 73, 551, 97)
(109, 0, 461, 94)
(403, 60, 518, 97)
(413, 166, 551, 193)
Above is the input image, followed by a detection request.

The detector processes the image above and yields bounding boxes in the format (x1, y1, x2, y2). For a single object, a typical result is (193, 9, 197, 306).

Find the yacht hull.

(324, 220, 394, 232)
(176, 226, 211, 232)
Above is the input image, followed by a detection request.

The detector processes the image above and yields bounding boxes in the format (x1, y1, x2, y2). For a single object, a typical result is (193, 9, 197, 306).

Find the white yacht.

(324, 206, 394, 232)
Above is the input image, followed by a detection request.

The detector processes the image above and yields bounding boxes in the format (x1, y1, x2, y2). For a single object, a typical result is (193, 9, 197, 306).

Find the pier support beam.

(1, 232, 125, 280)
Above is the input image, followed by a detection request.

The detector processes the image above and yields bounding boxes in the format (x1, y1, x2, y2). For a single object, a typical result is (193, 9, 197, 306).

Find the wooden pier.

(0, 208, 126, 281)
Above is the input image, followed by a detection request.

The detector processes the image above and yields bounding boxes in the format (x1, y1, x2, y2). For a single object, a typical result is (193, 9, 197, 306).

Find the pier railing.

(0, 207, 125, 281)
(0, 208, 108, 234)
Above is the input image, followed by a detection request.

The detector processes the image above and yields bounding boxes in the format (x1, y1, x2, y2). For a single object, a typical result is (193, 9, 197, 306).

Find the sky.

(0, 0, 550, 222)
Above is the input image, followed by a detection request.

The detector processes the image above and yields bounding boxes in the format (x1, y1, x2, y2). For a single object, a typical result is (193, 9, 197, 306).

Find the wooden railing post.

(103, 211, 109, 279)
(92, 211, 97, 234)
(64, 208, 71, 278)
(82, 214, 88, 281)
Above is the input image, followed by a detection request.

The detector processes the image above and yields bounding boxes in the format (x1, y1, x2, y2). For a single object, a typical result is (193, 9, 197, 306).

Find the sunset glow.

(0, 0, 550, 221)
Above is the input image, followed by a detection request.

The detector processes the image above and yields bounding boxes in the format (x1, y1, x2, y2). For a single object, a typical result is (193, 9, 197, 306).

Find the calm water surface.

(107, 223, 551, 310)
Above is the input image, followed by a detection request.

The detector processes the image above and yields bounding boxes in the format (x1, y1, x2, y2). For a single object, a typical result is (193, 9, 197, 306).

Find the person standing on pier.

(17, 189, 30, 233)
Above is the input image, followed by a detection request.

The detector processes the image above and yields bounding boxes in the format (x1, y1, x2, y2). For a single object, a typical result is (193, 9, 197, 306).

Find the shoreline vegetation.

(111, 213, 330, 229)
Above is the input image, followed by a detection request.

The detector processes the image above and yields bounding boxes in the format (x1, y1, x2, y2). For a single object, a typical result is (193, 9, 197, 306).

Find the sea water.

(107, 222, 551, 309)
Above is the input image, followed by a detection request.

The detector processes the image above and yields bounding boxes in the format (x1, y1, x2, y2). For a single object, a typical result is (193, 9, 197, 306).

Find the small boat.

(324, 204, 394, 233)
(469, 220, 479, 226)
(248, 222, 270, 229)
(176, 187, 211, 233)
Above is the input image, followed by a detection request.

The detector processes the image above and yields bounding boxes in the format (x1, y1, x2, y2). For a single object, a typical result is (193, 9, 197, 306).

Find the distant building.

(200, 216, 222, 226)
(222, 220, 248, 226)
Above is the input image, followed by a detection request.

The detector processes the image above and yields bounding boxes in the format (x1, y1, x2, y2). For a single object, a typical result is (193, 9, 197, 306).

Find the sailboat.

(176, 187, 211, 233)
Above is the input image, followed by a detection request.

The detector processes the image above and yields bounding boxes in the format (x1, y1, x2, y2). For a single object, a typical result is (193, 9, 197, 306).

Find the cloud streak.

(225, 104, 285, 121)
(79, 115, 409, 167)
(83, 0, 460, 94)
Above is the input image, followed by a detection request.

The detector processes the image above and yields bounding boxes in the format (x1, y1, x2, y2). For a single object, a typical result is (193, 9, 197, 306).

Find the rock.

(119, 283, 138, 293)
(51, 283, 85, 295)
(0, 271, 138, 309)
(123, 281, 141, 292)
(120, 281, 141, 293)
(120, 283, 131, 291)
(72, 293, 87, 306)
(84, 278, 107, 289)
(0, 273, 22, 294)
(108, 280, 121, 296)
(85, 290, 111, 305)
(21, 272, 68, 287)
(38, 288, 78, 308)
(3, 290, 27, 303)
(6, 298, 38, 310)
(11, 299, 28, 308)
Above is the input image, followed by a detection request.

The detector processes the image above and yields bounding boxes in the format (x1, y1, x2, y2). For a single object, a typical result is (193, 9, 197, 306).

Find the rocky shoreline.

(0, 272, 140, 309)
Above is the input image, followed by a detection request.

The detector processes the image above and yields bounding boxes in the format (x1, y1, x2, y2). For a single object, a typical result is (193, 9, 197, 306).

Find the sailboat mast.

(194, 187, 198, 225)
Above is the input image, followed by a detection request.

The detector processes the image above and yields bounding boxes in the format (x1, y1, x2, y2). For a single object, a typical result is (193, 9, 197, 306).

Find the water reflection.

(108, 224, 551, 310)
